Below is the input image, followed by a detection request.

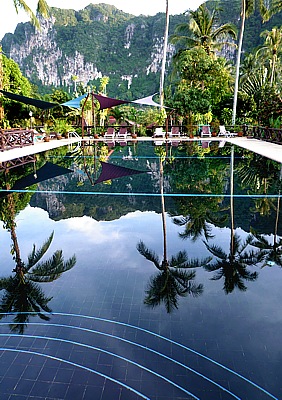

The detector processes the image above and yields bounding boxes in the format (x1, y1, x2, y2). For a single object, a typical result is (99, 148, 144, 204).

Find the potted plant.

(53, 119, 73, 139)
(210, 119, 220, 136)
(234, 125, 243, 136)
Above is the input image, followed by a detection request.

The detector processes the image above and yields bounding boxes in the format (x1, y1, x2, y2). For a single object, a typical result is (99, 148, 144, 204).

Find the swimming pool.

(0, 140, 281, 399)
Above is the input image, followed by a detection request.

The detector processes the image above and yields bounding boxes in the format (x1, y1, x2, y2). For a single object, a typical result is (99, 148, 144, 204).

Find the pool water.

(0, 140, 281, 400)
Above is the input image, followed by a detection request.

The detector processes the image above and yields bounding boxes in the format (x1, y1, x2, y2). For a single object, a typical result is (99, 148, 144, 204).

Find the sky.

(0, 0, 203, 40)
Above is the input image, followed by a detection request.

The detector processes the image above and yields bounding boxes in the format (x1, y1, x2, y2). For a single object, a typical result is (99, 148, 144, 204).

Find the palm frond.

(27, 252, 76, 282)
(27, 232, 54, 270)
(203, 241, 227, 259)
(137, 241, 161, 269)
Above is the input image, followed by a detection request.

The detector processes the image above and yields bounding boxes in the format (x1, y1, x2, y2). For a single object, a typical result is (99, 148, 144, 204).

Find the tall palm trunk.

(160, 159, 168, 268)
(230, 146, 235, 256)
(160, 0, 169, 107)
(232, 0, 246, 125)
(270, 53, 277, 86)
(7, 194, 23, 274)
(0, 45, 3, 121)
(275, 164, 282, 246)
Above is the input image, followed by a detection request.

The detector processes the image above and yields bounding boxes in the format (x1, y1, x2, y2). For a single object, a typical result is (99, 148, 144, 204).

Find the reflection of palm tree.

(173, 210, 226, 241)
(204, 233, 259, 293)
(250, 191, 282, 267)
(137, 241, 204, 312)
(203, 147, 260, 293)
(137, 151, 207, 312)
(0, 230, 76, 333)
(0, 193, 76, 333)
(250, 230, 282, 267)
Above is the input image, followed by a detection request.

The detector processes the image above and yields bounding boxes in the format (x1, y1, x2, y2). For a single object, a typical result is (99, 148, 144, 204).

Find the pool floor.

(0, 141, 281, 399)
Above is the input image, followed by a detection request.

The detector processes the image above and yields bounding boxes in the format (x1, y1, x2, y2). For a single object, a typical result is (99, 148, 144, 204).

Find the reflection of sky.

(1, 202, 282, 398)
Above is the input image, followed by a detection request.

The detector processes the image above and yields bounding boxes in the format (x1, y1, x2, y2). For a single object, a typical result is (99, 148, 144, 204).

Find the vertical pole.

(160, 0, 169, 107)
(0, 45, 4, 122)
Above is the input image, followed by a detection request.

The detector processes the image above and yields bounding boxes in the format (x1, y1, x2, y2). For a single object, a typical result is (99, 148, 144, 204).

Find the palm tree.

(170, 4, 237, 57)
(250, 226, 282, 267)
(137, 241, 205, 313)
(258, 27, 282, 86)
(173, 210, 227, 242)
(262, 0, 282, 20)
(12, 0, 50, 30)
(250, 163, 282, 267)
(0, 229, 76, 333)
(232, 0, 270, 124)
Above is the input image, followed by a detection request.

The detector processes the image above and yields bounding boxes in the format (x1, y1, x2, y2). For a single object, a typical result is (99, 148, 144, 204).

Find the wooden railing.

(0, 128, 34, 151)
(0, 155, 36, 172)
(251, 126, 282, 144)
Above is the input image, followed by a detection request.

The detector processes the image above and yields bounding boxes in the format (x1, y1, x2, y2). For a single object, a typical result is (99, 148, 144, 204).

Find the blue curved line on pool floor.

(0, 312, 277, 400)
(0, 322, 240, 400)
(0, 347, 150, 400)
(0, 189, 280, 198)
(0, 333, 199, 400)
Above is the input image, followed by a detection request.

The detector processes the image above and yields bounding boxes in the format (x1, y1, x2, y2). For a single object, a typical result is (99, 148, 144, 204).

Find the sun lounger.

(201, 125, 211, 138)
(153, 127, 165, 138)
(104, 127, 115, 140)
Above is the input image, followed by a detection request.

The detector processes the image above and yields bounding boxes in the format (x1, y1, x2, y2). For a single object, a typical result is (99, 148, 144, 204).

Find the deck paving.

(225, 137, 282, 163)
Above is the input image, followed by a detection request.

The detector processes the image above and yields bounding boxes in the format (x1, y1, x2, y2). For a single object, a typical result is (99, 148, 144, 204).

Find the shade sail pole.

(81, 92, 90, 139)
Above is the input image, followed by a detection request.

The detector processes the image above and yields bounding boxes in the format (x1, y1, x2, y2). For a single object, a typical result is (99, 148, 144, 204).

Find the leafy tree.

(1, 55, 34, 124)
(169, 47, 233, 122)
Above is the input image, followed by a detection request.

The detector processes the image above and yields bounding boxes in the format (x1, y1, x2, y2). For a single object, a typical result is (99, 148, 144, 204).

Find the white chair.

(218, 125, 231, 137)
(153, 127, 165, 138)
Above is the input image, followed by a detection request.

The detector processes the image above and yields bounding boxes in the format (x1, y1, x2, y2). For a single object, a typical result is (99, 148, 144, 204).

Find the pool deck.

(0, 137, 81, 163)
(0, 136, 281, 164)
(225, 137, 282, 164)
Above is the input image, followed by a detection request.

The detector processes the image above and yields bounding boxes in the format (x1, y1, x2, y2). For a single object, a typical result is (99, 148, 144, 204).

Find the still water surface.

(0, 140, 281, 399)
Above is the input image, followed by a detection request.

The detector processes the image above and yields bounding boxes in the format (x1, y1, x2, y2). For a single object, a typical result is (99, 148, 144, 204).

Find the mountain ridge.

(2, 1, 282, 98)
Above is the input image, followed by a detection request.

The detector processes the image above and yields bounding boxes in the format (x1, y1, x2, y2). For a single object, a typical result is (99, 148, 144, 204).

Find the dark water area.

(0, 140, 281, 399)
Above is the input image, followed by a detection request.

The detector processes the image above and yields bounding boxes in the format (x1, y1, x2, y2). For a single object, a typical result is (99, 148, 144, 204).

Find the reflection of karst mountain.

(30, 158, 172, 221)
(32, 189, 66, 219)
(30, 175, 70, 219)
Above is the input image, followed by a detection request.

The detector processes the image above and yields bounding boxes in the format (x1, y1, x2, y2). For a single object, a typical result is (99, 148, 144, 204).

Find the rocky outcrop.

(1, 4, 182, 97)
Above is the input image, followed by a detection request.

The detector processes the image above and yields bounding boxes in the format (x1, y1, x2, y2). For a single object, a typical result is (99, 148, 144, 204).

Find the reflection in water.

(137, 148, 208, 312)
(203, 147, 260, 293)
(237, 153, 282, 267)
(250, 170, 282, 267)
(0, 189, 76, 334)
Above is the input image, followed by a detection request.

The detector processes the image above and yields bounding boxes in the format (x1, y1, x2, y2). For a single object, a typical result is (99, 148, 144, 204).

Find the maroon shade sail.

(94, 161, 147, 185)
(93, 94, 130, 110)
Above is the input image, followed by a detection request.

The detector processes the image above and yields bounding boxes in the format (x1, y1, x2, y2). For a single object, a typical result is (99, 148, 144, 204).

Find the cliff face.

(2, 1, 278, 99)
(1, 4, 184, 98)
